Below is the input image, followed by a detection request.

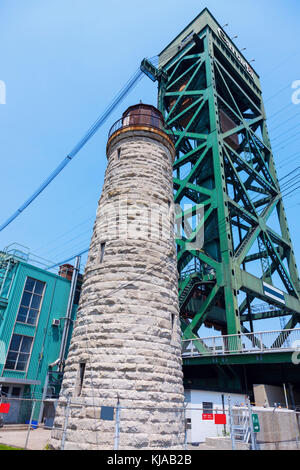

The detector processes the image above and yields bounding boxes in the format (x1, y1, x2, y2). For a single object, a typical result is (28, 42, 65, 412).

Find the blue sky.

(0, 0, 299, 330)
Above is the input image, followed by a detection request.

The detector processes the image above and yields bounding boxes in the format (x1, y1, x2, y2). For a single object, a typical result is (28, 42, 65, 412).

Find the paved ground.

(0, 430, 233, 451)
(0, 428, 51, 450)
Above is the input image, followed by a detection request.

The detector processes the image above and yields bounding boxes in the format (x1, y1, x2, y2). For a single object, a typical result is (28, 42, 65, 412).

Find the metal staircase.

(232, 413, 251, 444)
(179, 270, 216, 311)
(179, 274, 201, 310)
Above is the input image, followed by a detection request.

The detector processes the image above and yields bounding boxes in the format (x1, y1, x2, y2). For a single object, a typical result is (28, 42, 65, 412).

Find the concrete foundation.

(253, 407, 300, 450)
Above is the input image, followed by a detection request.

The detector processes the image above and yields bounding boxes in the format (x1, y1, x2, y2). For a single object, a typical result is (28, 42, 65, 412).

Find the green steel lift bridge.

(141, 9, 300, 392)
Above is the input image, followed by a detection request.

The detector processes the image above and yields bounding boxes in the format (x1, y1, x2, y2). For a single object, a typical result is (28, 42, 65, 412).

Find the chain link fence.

(0, 396, 52, 449)
(0, 395, 300, 450)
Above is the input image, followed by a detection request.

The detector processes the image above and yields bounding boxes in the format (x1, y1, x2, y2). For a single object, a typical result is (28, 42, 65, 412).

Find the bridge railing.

(182, 328, 300, 357)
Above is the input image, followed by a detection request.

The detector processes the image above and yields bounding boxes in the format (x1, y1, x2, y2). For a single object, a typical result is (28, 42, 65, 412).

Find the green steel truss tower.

(142, 8, 300, 348)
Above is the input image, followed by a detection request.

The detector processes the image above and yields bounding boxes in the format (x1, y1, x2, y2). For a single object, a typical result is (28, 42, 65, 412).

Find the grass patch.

(0, 444, 23, 450)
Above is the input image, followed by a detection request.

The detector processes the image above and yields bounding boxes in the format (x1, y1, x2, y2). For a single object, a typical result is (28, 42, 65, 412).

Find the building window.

(0, 386, 9, 397)
(11, 387, 21, 397)
(185, 417, 192, 430)
(16, 277, 45, 326)
(4, 334, 33, 371)
(203, 402, 213, 414)
(0, 386, 21, 397)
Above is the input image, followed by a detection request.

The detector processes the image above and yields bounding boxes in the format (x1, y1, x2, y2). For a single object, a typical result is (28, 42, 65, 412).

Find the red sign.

(0, 403, 10, 414)
(202, 413, 213, 420)
(215, 413, 227, 425)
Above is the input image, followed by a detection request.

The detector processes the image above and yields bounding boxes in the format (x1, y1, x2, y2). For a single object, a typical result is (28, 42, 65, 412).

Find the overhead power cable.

(271, 122, 300, 142)
(47, 247, 90, 270)
(282, 185, 300, 199)
(50, 160, 300, 270)
(0, 65, 146, 233)
(267, 103, 293, 121)
(279, 166, 300, 182)
(270, 112, 300, 134)
(278, 153, 300, 171)
(265, 84, 291, 103)
(34, 48, 300, 269)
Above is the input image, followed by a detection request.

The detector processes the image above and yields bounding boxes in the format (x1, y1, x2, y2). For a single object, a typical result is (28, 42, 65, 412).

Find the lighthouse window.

(100, 242, 106, 264)
(75, 362, 86, 397)
(170, 313, 176, 344)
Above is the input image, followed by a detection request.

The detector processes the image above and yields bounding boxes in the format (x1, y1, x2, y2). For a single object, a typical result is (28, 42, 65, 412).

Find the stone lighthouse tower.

(50, 104, 185, 450)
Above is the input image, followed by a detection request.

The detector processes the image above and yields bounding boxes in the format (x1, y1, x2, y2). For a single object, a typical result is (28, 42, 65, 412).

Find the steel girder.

(148, 17, 300, 344)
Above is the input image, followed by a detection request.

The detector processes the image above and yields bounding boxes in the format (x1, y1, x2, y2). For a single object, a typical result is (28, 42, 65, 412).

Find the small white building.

(184, 389, 247, 443)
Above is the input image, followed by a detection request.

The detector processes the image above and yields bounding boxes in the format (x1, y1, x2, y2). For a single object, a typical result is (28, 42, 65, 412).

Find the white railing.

(182, 328, 300, 357)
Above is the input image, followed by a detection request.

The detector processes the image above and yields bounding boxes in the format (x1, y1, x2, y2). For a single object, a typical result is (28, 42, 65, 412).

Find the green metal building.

(0, 244, 80, 425)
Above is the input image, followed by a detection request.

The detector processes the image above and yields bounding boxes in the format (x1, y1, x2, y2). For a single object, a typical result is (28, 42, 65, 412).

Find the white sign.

(217, 28, 254, 79)
(262, 281, 285, 305)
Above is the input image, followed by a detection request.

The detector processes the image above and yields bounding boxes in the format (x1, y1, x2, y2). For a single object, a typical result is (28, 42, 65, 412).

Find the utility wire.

(280, 174, 300, 190)
(273, 130, 300, 150)
(39, 142, 299, 262)
(267, 103, 293, 122)
(34, 213, 94, 249)
(279, 166, 300, 182)
(47, 247, 90, 270)
(250, 174, 299, 203)
(29, 51, 300, 266)
(271, 122, 300, 142)
(0, 66, 145, 233)
(49, 160, 300, 272)
(270, 112, 300, 134)
(278, 153, 300, 170)
(9, 46, 296, 255)
(282, 185, 300, 199)
(265, 84, 291, 103)
(47, 177, 300, 285)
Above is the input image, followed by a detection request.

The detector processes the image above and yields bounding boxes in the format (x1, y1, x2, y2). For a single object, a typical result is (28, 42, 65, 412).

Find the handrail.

(182, 328, 300, 357)
(108, 113, 175, 142)
(183, 327, 300, 342)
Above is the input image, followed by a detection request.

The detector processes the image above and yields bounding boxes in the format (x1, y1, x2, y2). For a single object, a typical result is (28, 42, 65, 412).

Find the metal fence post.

(39, 372, 49, 424)
(184, 405, 188, 450)
(228, 395, 236, 450)
(247, 398, 256, 450)
(114, 398, 121, 450)
(61, 396, 71, 450)
(294, 411, 300, 449)
(24, 399, 36, 450)
(259, 333, 264, 352)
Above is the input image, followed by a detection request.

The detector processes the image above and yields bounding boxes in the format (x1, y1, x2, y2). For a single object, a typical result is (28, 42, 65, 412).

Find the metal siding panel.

(0, 261, 73, 399)
(26, 271, 71, 395)
(0, 263, 23, 376)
